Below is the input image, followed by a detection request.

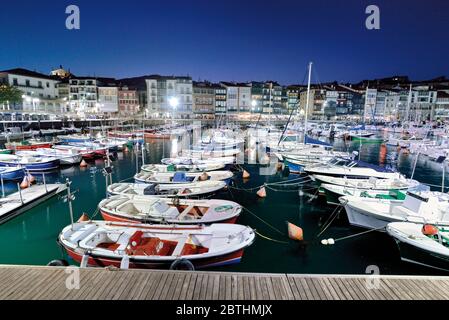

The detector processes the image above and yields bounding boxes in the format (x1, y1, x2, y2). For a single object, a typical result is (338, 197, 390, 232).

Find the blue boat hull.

(0, 168, 26, 181)
(284, 159, 305, 173)
(0, 160, 60, 172)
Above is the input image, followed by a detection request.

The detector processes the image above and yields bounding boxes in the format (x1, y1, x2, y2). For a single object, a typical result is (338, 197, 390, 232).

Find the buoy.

(257, 186, 267, 198)
(170, 259, 195, 271)
(242, 170, 250, 179)
(328, 238, 335, 245)
(77, 213, 90, 222)
(321, 239, 329, 246)
(20, 177, 31, 189)
(80, 159, 88, 167)
(422, 224, 439, 236)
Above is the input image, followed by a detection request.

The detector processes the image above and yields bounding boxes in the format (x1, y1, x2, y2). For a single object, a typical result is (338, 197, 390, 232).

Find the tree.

(0, 84, 22, 109)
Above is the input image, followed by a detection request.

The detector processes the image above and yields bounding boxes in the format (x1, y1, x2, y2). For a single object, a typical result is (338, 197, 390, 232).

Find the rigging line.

(333, 226, 386, 243)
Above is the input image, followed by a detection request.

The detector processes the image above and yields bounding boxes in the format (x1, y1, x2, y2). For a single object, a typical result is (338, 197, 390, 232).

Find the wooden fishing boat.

(0, 166, 26, 181)
(99, 195, 241, 224)
(0, 154, 60, 172)
(107, 181, 227, 198)
(58, 221, 255, 269)
(141, 163, 224, 174)
(5, 140, 53, 151)
(161, 156, 236, 167)
(387, 222, 449, 272)
(134, 171, 234, 185)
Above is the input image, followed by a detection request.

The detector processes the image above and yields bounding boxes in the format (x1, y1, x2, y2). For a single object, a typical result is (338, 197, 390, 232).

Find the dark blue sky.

(0, 0, 448, 84)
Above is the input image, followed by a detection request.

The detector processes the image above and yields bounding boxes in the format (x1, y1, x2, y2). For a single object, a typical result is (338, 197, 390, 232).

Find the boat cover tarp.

(305, 136, 332, 148)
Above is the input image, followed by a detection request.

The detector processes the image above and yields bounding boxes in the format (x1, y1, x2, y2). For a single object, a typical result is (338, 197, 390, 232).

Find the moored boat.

(0, 154, 60, 172)
(5, 140, 53, 151)
(99, 195, 241, 224)
(58, 221, 255, 269)
(134, 171, 234, 185)
(107, 181, 227, 198)
(0, 166, 26, 181)
(141, 163, 224, 174)
(387, 222, 449, 272)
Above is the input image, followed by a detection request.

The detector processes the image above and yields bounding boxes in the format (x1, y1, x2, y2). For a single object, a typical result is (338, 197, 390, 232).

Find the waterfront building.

(98, 86, 119, 114)
(215, 85, 227, 115)
(221, 82, 251, 115)
(0, 68, 62, 119)
(51, 65, 72, 79)
(363, 88, 387, 122)
(286, 85, 304, 114)
(250, 81, 284, 114)
(300, 87, 326, 120)
(323, 84, 365, 120)
(193, 81, 217, 119)
(145, 75, 193, 119)
(118, 87, 140, 117)
(409, 86, 437, 122)
(68, 77, 118, 117)
(435, 91, 449, 120)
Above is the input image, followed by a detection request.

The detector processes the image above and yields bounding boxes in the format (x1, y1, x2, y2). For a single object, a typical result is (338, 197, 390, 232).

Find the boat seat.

(172, 234, 191, 256)
(178, 205, 195, 220)
(70, 224, 98, 243)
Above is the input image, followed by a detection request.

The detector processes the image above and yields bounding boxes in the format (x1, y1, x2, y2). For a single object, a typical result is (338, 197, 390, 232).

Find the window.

(13, 78, 18, 86)
(26, 80, 30, 87)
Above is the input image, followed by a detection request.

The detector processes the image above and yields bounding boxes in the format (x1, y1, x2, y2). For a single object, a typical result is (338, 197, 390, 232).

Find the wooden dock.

(0, 265, 448, 300)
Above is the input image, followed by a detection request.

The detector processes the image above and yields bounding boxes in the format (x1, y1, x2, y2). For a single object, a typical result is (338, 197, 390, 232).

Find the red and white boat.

(144, 130, 171, 139)
(108, 131, 144, 139)
(99, 195, 241, 225)
(58, 221, 255, 269)
(6, 140, 53, 151)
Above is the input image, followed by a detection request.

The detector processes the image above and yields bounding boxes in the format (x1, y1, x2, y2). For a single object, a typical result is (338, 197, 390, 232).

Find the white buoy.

(321, 239, 329, 246)
(328, 238, 335, 245)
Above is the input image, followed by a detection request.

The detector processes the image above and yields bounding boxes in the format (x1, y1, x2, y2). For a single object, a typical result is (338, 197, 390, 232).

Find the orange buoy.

(422, 224, 439, 236)
(257, 186, 267, 198)
(20, 177, 31, 189)
(80, 159, 88, 167)
(77, 213, 90, 222)
(242, 170, 250, 179)
(287, 222, 304, 241)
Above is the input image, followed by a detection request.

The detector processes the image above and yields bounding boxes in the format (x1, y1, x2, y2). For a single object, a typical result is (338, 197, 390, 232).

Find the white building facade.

(146, 76, 193, 118)
(0, 68, 62, 116)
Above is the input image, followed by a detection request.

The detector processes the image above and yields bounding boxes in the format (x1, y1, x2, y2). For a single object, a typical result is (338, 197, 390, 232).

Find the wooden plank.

(179, 273, 193, 300)
(211, 274, 220, 300)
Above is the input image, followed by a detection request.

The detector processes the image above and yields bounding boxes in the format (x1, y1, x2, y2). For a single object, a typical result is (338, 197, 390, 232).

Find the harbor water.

(0, 135, 448, 276)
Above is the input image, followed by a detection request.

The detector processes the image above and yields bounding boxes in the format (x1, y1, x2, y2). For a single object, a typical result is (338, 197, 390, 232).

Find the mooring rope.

(255, 230, 289, 244)
(316, 205, 344, 238)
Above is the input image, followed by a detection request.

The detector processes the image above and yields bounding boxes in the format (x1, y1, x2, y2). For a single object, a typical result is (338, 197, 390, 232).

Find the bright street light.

(169, 97, 179, 109)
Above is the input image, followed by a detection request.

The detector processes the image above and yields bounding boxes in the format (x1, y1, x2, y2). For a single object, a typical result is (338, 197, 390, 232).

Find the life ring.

(169, 259, 195, 271)
(47, 259, 69, 267)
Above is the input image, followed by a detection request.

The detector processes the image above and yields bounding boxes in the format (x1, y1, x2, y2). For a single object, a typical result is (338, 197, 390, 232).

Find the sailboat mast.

(405, 84, 412, 123)
(304, 62, 313, 144)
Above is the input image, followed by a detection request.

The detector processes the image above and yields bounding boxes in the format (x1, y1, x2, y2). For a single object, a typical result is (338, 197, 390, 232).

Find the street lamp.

(169, 97, 179, 123)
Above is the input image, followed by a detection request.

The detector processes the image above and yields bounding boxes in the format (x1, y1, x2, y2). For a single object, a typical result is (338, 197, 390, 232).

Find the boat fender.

(422, 225, 439, 236)
(327, 238, 335, 245)
(321, 239, 329, 246)
(170, 259, 195, 271)
(47, 259, 69, 267)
